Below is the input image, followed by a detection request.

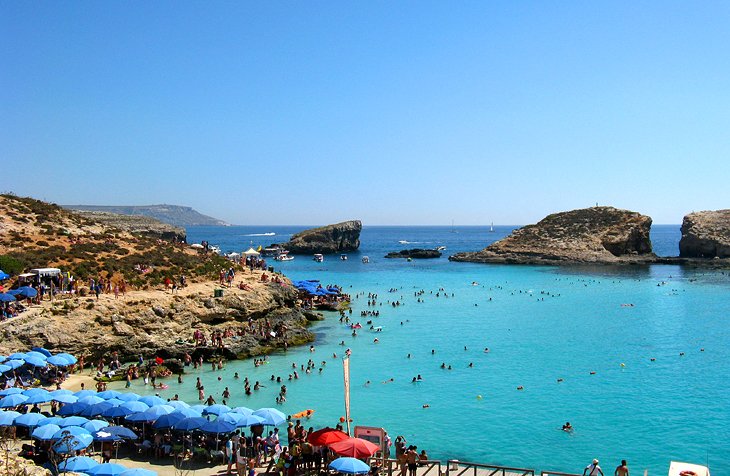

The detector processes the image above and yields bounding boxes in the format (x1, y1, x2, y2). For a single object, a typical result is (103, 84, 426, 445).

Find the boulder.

(450, 206, 655, 264)
(279, 220, 362, 254)
(679, 210, 730, 258)
(385, 249, 442, 259)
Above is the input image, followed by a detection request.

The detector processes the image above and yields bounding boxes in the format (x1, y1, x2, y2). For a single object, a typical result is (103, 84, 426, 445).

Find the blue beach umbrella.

(0, 364, 11, 374)
(106, 398, 124, 406)
(189, 404, 206, 413)
(10, 286, 37, 298)
(84, 419, 110, 432)
(59, 416, 90, 427)
(202, 403, 230, 416)
(0, 393, 28, 408)
(235, 414, 265, 427)
(97, 390, 123, 400)
(47, 355, 71, 366)
(50, 389, 74, 397)
(218, 412, 248, 427)
(31, 423, 61, 440)
(52, 393, 79, 404)
(138, 395, 165, 407)
(87, 462, 128, 476)
(0, 410, 21, 426)
(116, 393, 140, 402)
(0, 388, 23, 396)
(74, 390, 97, 399)
(22, 388, 49, 397)
(200, 419, 236, 434)
(53, 425, 91, 439)
(170, 407, 201, 418)
(120, 469, 158, 476)
(0, 356, 5, 363)
(102, 425, 138, 439)
(102, 406, 134, 419)
(26, 391, 53, 404)
(23, 356, 47, 367)
(25, 351, 48, 361)
(151, 412, 185, 429)
(0, 293, 16, 302)
(171, 416, 207, 432)
(59, 456, 100, 473)
(55, 352, 78, 365)
(252, 407, 286, 426)
(124, 412, 150, 423)
(8, 352, 27, 360)
(5, 359, 25, 370)
(53, 432, 93, 453)
(166, 400, 189, 410)
(79, 395, 105, 405)
(329, 457, 371, 474)
(14, 412, 48, 428)
(230, 406, 254, 415)
(37, 416, 65, 426)
(94, 430, 123, 442)
(57, 401, 89, 416)
(140, 404, 174, 420)
(120, 401, 148, 413)
(81, 401, 114, 417)
(31, 347, 53, 358)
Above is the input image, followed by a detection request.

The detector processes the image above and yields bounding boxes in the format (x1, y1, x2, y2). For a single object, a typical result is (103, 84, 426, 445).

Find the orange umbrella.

(329, 437, 379, 458)
(308, 427, 349, 446)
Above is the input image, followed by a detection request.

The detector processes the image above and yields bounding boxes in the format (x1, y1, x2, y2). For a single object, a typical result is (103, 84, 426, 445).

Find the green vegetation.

(0, 255, 25, 275)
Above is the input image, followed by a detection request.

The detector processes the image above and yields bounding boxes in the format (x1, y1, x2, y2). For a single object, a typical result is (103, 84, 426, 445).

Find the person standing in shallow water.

(614, 460, 629, 476)
(583, 459, 604, 476)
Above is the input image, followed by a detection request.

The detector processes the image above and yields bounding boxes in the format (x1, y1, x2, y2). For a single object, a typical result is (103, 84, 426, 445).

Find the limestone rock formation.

(385, 249, 442, 259)
(280, 220, 362, 254)
(0, 278, 316, 361)
(72, 210, 186, 242)
(450, 206, 655, 264)
(679, 210, 730, 258)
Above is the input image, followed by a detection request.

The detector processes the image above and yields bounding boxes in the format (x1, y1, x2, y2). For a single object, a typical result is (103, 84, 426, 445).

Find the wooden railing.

(446, 459, 535, 476)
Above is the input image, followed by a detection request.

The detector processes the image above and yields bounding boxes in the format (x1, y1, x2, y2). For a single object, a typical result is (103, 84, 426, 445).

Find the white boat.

(436, 246, 446, 251)
(275, 252, 294, 262)
(489, 222, 495, 233)
(340, 254, 348, 261)
(362, 256, 369, 264)
(668, 461, 710, 476)
(313, 254, 324, 262)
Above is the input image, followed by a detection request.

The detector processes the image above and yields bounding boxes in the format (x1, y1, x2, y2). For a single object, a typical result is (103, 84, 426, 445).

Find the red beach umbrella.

(307, 427, 349, 446)
(329, 437, 379, 458)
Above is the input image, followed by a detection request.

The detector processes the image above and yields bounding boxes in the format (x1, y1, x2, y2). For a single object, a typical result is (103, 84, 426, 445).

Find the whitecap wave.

(244, 232, 276, 237)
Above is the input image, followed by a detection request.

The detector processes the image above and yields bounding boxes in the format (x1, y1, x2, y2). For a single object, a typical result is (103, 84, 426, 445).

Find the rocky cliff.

(0, 276, 319, 361)
(72, 210, 186, 242)
(280, 220, 362, 254)
(679, 210, 730, 258)
(450, 206, 655, 264)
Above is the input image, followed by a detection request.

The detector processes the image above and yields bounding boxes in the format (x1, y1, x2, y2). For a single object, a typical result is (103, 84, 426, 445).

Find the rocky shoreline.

(0, 270, 322, 363)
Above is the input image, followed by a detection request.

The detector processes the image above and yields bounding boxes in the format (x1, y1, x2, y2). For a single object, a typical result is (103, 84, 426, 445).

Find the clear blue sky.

(2, 2, 729, 225)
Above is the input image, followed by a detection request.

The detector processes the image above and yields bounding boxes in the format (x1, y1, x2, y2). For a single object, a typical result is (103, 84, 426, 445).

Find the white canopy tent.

(243, 248, 260, 256)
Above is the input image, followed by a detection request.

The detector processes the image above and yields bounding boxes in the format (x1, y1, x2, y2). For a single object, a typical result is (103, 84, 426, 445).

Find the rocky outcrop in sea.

(279, 220, 362, 254)
(679, 209, 730, 258)
(450, 206, 655, 264)
(385, 249, 442, 259)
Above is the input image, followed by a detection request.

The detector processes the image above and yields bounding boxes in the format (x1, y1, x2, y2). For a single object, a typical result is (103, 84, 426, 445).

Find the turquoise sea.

(111, 225, 730, 475)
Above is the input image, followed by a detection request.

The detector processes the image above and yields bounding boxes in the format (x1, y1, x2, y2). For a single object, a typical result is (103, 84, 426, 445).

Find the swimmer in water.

(562, 422, 573, 432)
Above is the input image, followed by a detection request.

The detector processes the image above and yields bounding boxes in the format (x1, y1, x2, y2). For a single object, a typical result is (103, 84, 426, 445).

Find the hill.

(0, 194, 229, 288)
(64, 204, 227, 227)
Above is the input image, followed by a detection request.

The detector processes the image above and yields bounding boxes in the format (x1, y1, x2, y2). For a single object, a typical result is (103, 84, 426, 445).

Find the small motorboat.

(276, 252, 294, 262)
(313, 254, 324, 262)
(340, 254, 348, 261)
(361, 256, 370, 264)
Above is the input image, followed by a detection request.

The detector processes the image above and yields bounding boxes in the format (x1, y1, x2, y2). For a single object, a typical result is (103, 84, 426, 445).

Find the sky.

(2, 2, 730, 226)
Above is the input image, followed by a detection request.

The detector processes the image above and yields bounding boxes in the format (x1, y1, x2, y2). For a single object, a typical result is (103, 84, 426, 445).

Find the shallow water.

(111, 225, 729, 474)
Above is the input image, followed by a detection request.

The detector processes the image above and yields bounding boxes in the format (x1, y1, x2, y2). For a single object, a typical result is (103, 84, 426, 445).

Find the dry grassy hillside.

(0, 194, 229, 288)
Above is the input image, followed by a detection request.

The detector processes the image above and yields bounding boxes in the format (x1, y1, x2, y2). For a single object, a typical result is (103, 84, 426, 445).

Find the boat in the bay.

(313, 254, 324, 262)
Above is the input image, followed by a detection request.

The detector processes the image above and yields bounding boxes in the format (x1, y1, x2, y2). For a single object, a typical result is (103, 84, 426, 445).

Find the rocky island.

(679, 210, 730, 258)
(279, 220, 362, 254)
(385, 248, 442, 259)
(450, 206, 656, 264)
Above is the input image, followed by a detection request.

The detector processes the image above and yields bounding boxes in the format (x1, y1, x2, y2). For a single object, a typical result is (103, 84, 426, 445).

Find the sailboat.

(450, 220, 458, 233)
(489, 222, 495, 233)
